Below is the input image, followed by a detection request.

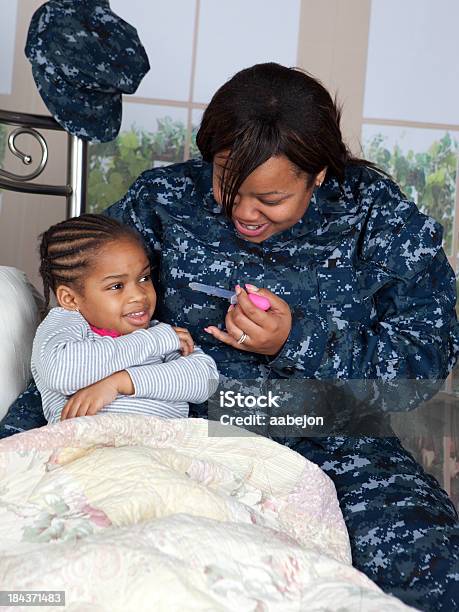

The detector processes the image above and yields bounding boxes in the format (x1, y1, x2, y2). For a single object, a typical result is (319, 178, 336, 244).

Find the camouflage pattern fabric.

(293, 434, 459, 612)
(2, 158, 459, 610)
(0, 380, 45, 439)
(25, 0, 150, 142)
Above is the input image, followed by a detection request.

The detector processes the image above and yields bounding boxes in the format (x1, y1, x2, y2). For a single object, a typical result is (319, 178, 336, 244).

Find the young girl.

(32, 214, 219, 424)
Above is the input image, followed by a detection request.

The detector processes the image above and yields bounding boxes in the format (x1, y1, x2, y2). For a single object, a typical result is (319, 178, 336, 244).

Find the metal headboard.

(0, 109, 87, 217)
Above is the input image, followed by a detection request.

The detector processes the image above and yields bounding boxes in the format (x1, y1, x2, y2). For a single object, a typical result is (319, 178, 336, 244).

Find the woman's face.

(212, 153, 326, 243)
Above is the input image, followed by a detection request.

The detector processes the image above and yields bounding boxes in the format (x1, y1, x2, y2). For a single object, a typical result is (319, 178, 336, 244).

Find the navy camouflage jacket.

(105, 159, 459, 413)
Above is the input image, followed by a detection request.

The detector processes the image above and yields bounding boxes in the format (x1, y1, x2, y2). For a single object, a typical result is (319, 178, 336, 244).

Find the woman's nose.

(232, 196, 263, 221)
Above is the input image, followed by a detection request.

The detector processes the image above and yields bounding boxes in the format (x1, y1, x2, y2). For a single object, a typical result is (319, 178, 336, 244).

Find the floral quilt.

(0, 414, 416, 611)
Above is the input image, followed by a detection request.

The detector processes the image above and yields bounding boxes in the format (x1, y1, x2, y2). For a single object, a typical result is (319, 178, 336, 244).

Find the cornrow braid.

(38, 214, 145, 312)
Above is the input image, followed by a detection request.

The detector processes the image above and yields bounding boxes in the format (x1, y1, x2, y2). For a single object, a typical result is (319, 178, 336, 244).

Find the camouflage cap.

(25, 0, 150, 142)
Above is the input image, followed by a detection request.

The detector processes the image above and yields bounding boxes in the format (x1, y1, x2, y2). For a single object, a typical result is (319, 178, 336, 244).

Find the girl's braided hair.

(39, 214, 144, 312)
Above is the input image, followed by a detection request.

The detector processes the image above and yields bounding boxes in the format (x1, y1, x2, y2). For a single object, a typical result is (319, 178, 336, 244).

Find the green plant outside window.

(87, 117, 199, 213)
(363, 132, 458, 256)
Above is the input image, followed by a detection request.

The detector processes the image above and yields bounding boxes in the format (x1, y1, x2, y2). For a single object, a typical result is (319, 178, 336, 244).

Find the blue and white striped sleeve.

(34, 310, 180, 395)
(126, 347, 219, 403)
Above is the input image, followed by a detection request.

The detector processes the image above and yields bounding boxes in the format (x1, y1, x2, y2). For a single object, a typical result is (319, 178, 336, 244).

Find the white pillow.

(0, 267, 43, 419)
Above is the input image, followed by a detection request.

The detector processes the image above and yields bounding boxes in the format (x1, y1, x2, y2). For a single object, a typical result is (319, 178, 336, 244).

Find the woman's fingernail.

(235, 285, 242, 295)
(228, 304, 234, 311)
(204, 327, 211, 332)
(245, 283, 259, 292)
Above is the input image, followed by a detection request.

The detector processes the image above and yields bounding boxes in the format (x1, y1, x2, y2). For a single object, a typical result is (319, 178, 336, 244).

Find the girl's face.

(58, 238, 156, 335)
(212, 154, 326, 243)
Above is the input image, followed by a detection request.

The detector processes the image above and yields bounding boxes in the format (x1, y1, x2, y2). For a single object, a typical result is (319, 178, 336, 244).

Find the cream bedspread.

(0, 414, 416, 611)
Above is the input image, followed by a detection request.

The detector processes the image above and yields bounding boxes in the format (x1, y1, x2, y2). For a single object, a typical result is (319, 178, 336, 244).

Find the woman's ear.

(55, 285, 80, 312)
(315, 167, 327, 187)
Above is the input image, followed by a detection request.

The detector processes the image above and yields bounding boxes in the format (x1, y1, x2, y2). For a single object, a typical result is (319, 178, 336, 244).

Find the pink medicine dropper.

(189, 282, 271, 311)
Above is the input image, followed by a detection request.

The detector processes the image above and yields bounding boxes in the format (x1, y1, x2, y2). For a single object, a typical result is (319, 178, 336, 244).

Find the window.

(362, 0, 459, 269)
(88, 0, 301, 212)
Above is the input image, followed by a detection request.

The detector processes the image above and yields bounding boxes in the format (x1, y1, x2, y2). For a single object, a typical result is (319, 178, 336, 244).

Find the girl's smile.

(123, 309, 151, 326)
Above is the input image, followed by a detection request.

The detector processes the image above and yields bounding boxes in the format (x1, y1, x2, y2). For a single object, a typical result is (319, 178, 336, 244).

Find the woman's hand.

(60, 371, 133, 420)
(172, 326, 195, 356)
(204, 285, 292, 355)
